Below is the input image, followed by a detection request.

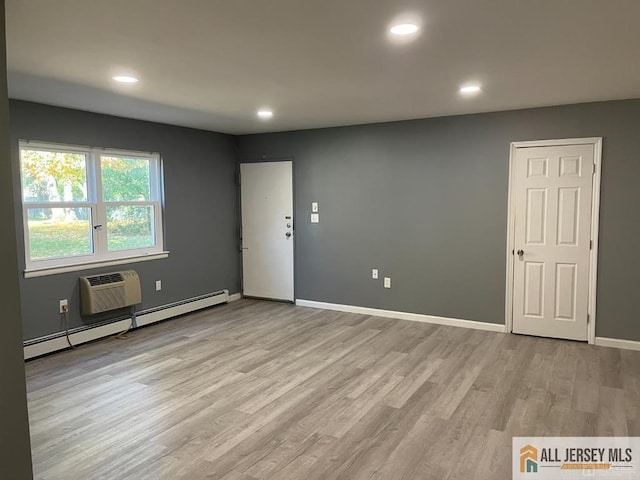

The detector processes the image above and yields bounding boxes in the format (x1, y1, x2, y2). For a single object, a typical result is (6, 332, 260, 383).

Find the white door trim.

(505, 137, 603, 344)
(240, 160, 295, 302)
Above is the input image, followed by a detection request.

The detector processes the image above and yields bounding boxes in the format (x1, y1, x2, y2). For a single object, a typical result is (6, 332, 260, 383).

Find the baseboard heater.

(24, 289, 233, 360)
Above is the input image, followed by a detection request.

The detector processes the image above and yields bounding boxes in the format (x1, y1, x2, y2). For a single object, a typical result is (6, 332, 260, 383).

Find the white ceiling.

(5, 0, 640, 135)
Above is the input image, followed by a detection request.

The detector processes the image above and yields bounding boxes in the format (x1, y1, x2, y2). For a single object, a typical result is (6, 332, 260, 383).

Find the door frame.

(505, 137, 603, 344)
(239, 158, 296, 302)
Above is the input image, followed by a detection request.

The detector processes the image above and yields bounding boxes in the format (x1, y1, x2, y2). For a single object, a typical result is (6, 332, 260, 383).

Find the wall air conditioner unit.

(79, 270, 142, 315)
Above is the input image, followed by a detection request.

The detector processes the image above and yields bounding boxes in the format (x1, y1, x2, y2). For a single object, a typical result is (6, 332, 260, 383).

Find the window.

(19, 141, 165, 274)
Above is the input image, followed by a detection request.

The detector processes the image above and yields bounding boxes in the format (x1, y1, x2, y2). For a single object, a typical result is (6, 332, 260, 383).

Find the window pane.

(101, 156, 151, 201)
(27, 208, 93, 261)
(106, 205, 155, 251)
(21, 149, 87, 203)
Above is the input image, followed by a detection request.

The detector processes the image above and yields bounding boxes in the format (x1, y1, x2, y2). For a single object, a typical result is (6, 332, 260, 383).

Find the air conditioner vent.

(80, 270, 141, 315)
(87, 273, 124, 286)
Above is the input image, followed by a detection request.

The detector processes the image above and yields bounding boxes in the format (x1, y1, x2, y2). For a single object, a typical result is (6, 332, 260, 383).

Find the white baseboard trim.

(595, 337, 640, 352)
(24, 289, 234, 360)
(228, 292, 242, 302)
(295, 299, 506, 333)
(134, 290, 230, 328)
(23, 319, 132, 360)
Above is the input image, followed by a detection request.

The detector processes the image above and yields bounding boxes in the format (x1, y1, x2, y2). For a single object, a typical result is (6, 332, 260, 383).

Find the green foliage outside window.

(21, 149, 158, 261)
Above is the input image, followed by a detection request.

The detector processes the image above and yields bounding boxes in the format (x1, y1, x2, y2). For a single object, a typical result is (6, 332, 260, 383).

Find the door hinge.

(587, 313, 590, 324)
(592, 163, 596, 174)
(589, 239, 593, 250)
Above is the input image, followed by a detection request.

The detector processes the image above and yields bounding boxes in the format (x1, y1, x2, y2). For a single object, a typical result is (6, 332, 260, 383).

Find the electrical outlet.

(372, 269, 379, 279)
(384, 277, 391, 289)
(311, 213, 319, 223)
(155, 280, 162, 291)
(59, 299, 68, 313)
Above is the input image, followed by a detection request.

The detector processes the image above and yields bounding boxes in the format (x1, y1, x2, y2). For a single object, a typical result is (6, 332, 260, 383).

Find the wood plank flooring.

(26, 299, 640, 479)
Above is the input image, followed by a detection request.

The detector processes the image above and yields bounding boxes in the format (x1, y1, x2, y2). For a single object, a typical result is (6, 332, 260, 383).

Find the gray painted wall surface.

(237, 99, 640, 341)
(10, 100, 240, 341)
(0, 2, 34, 476)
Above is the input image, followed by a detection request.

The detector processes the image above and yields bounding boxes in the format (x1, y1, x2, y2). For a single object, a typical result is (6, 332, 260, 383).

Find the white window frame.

(20, 140, 168, 277)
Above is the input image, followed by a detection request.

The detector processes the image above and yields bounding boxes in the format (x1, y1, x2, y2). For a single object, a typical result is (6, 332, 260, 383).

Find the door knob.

(517, 249, 524, 256)
(285, 232, 292, 238)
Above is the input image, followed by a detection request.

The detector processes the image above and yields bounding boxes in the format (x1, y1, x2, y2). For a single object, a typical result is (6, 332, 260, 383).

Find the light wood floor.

(26, 299, 640, 479)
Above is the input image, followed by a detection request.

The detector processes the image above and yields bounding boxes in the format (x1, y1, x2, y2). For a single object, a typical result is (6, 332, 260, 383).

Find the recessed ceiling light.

(112, 75, 139, 84)
(390, 23, 419, 35)
(460, 85, 482, 94)
(257, 110, 274, 120)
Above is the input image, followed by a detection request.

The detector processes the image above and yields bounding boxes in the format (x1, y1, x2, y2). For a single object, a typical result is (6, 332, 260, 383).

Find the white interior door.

(512, 144, 595, 341)
(240, 161, 294, 301)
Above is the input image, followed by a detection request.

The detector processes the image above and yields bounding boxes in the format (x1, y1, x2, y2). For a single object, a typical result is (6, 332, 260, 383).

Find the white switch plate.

(311, 213, 319, 223)
(155, 280, 162, 291)
(312, 202, 318, 212)
(384, 277, 391, 288)
(372, 269, 378, 279)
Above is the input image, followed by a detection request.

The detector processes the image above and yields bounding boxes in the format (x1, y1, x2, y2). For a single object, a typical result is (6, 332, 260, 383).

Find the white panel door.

(512, 144, 594, 341)
(240, 161, 294, 301)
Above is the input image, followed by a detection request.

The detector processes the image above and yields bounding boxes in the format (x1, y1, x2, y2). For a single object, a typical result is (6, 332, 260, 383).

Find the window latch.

(93, 224, 103, 230)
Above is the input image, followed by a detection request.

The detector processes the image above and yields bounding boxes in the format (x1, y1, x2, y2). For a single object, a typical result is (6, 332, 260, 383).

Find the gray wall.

(0, 1, 34, 476)
(10, 100, 241, 341)
(237, 99, 640, 341)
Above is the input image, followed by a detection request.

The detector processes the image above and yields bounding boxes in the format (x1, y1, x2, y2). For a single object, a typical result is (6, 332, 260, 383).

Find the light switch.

(311, 213, 319, 223)
(372, 269, 378, 279)
(312, 202, 319, 212)
(384, 277, 391, 288)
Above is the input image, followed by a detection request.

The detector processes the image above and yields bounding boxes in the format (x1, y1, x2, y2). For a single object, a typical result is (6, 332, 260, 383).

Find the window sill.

(24, 252, 170, 278)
